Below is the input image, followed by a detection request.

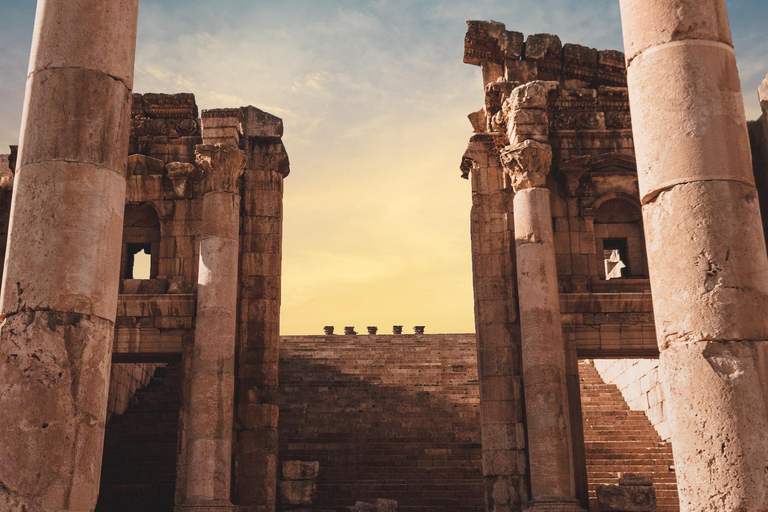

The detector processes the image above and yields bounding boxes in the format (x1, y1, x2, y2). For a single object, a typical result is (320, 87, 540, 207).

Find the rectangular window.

(603, 238, 629, 279)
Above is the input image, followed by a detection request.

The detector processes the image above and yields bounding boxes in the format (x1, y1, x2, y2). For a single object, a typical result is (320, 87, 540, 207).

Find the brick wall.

(592, 358, 669, 440)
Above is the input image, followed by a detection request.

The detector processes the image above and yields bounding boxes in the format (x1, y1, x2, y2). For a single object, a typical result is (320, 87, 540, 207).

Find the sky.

(1, 0, 767, 334)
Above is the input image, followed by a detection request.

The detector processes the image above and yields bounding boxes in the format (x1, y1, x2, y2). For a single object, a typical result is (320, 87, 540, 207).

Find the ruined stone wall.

(748, 89, 768, 247)
(592, 358, 669, 441)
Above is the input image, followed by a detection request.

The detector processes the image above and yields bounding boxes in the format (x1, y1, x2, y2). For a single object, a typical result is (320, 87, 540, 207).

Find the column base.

(526, 496, 586, 512)
(178, 498, 235, 512)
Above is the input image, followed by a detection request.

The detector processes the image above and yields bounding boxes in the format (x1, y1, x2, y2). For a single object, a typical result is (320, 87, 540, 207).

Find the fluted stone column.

(501, 140, 584, 512)
(0, 1, 138, 510)
(180, 144, 245, 511)
(620, 1, 768, 508)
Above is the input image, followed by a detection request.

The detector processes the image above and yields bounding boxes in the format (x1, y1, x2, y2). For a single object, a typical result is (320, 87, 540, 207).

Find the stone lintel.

(195, 144, 245, 194)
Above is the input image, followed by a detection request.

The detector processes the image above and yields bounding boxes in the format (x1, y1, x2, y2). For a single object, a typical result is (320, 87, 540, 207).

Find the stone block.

(241, 106, 284, 139)
(278, 480, 316, 506)
(596, 479, 655, 512)
(282, 461, 320, 481)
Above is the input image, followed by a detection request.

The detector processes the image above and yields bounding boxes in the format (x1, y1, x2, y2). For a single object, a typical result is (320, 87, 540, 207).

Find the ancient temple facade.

(1, 1, 768, 512)
(462, 10, 768, 512)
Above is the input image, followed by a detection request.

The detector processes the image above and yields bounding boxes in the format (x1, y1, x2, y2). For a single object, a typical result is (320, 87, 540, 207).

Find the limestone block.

(524, 33, 562, 61)
(596, 481, 655, 512)
(0, 154, 13, 190)
(241, 106, 283, 139)
(0, 312, 113, 512)
(642, 181, 768, 344)
(759, 74, 768, 114)
(1, 163, 124, 320)
(278, 480, 316, 505)
(626, 41, 753, 199)
(19, 68, 132, 172)
(620, 0, 732, 62)
(507, 109, 548, 145)
(282, 461, 320, 481)
(29, 0, 139, 86)
(660, 340, 768, 509)
(201, 109, 243, 147)
(507, 80, 558, 111)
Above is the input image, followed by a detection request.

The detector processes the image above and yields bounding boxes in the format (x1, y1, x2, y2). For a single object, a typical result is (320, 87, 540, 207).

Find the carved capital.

(195, 144, 246, 194)
(500, 140, 552, 191)
(760, 74, 768, 114)
(166, 162, 197, 198)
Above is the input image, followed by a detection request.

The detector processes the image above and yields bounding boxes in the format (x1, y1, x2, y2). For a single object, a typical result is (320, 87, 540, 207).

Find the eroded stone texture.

(179, 144, 245, 511)
(233, 110, 289, 512)
(620, 0, 768, 508)
(462, 136, 526, 511)
(0, 0, 138, 510)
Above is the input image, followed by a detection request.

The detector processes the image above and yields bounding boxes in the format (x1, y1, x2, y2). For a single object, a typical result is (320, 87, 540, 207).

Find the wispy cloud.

(1, 0, 767, 334)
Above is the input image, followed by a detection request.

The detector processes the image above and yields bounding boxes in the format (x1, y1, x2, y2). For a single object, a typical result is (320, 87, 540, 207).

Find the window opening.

(125, 243, 152, 280)
(603, 238, 629, 279)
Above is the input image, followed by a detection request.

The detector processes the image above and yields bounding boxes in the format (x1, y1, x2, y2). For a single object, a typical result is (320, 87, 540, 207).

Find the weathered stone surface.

(759, 74, 768, 114)
(621, 0, 768, 508)
(278, 480, 317, 505)
(282, 460, 320, 481)
(620, 0, 732, 62)
(506, 81, 558, 111)
(0, 154, 13, 190)
(196, 144, 246, 194)
(524, 33, 562, 61)
(500, 140, 552, 191)
(241, 106, 284, 139)
(349, 499, 397, 512)
(596, 482, 655, 512)
(0, 312, 113, 512)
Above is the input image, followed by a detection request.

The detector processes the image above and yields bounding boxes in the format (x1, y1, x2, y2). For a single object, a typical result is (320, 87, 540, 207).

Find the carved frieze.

(551, 112, 605, 131)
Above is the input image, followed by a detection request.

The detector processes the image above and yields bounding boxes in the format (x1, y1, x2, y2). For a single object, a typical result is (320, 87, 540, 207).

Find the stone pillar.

(620, 1, 768, 508)
(180, 144, 245, 511)
(463, 135, 526, 512)
(233, 107, 289, 512)
(0, 1, 138, 510)
(501, 138, 583, 511)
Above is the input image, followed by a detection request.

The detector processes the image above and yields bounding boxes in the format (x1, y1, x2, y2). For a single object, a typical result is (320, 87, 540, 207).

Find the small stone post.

(501, 81, 584, 512)
(0, 1, 139, 510)
(180, 144, 245, 511)
(620, 0, 768, 507)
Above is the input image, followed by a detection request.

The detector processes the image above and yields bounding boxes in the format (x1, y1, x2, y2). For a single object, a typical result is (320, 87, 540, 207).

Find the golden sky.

(2, 1, 767, 334)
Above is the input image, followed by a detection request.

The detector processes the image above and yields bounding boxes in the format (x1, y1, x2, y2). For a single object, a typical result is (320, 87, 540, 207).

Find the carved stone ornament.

(195, 144, 246, 194)
(166, 162, 197, 198)
(500, 139, 552, 192)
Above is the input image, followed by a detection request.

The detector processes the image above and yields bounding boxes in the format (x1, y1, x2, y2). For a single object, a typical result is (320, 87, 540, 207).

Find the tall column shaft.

(513, 187, 578, 505)
(181, 144, 244, 511)
(0, 1, 138, 510)
(501, 81, 584, 509)
(234, 135, 289, 512)
(620, 1, 768, 509)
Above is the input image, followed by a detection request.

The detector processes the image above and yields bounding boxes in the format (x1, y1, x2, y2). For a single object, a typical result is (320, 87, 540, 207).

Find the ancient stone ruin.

(1, 1, 767, 512)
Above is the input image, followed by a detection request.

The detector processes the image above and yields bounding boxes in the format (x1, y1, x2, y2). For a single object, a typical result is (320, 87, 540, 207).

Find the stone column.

(233, 107, 289, 512)
(180, 144, 245, 511)
(0, 1, 138, 510)
(620, 1, 768, 508)
(462, 135, 527, 512)
(502, 140, 584, 512)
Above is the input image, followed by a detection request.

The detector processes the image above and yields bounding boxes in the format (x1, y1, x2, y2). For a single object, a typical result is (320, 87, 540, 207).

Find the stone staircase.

(578, 360, 679, 512)
(95, 363, 182, 512)
(278, 334, 485, 512)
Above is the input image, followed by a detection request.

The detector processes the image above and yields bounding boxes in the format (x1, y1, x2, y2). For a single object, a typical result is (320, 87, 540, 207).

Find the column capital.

(500, 139, 552, 192)
(195, 144, 245, 194)
(760, 74, 768, 115)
